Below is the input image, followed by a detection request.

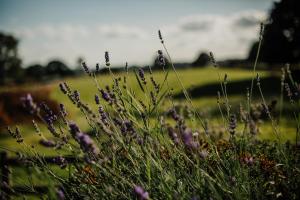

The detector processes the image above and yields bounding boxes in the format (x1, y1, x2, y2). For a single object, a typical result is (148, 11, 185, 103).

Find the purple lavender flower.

(59, 103, 67, 117)
(95, 94, 100, 104)
(96, 63, 100, 73)
(167, 127, 179, 145)
(69, 122, 99, 156)
(40, 102, 57, 122)
(157, 50, 165, 66)
(138, 68, 146, 84)
(169, 108, 179, 121)
(39, 138, 56, 147)
(228, 114, 237, 135)
(100, 89, 110, 102)
(56, 188, 65, 200)
(20, 93, 39, 114)
(134, 185, 149, 200)
(105, 51, 110, 66)
(73, 90, 80, 102)
(69, 122, 80, 135)
(53, 156, 67, 168)
(125, 62, 128, 72)
(158, 30, 164, 43)
(81, 62, 91, 76)
(182, 129, 199, 149)
(75, 132, 99, 155)
(59, 83, 68, 94)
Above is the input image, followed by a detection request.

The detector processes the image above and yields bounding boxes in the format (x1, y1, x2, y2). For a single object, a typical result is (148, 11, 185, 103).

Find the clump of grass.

(3, 27, 300, 200)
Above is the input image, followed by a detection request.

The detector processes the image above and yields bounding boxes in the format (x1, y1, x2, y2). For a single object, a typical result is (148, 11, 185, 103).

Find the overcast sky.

(0, 0, 276, 68)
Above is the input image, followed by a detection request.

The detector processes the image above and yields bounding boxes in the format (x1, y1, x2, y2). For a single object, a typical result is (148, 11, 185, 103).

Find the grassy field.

(0, 66, 296, 154)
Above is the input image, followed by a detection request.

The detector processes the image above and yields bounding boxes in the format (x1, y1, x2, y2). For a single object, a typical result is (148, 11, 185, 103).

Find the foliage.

(248, 0, 300, 64)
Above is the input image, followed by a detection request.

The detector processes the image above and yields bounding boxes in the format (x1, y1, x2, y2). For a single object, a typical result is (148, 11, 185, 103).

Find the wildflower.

(53, 156, 67, 168)
(100, 89, 110, 102)
(182, 128, 198, 149)
(59, 103, 67, 117)
(158, 29, 164, 43)
(199, 150, 208, 159)
(73, 90, 80, 103)
(150, 91, 156, 105)
(82, 62, 91, 76)
(56, 188, 65, 200)
(134, 185, 149, 200)
(259, 22, 264, 40)
(209, 52, 217, 68)
(75, 132, 99, 156)
(32, 120, 41, 136)
(150, 77, 159, 94)
(228, 114, 237, 135)
(59, 83, 68, 94)
(125, 62, 128, 72)
(167, 127, 179, 145)
(39, 138, 56, 147)
(95, 94, 100, 104)
(7, 126, 23, 143)
(20, 93, 39, 114)
(63, 82, 72, 93)
(96, 63, 100, 73)
(169, 108, 180, 121)
(105, 51, 110, 66)
(99, 106, 109, 126)
(138, 68, 146, 84)
(157, 50, 165, 66)
(69, 122, 99, 156)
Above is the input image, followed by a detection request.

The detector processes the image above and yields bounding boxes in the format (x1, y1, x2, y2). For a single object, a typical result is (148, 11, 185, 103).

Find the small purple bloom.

(138, 68, 146, 84)
(20, 93, 39, 114)
(59, 103, 67, 117)
(56, 188, 65, 200)
(100, 89, 110, 102)
(105, 51, 110, 66)
(81, 62, 91, 75)
(134, 185, 149, 200)
(75, 132, 99, 155)
(96, 63, 100, 72)
(69, 122, 99, 157)
(73, 90, 80, 102)
(53, 156, 67, 168)
(95, 94, 100, 104)
(59, 83, 68, 94)
(183, 129, 199, 149)
(39, 138, 56, 147)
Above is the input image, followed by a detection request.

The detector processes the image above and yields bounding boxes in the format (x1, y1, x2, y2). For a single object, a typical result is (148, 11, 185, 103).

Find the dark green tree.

(0, 32, 23, 84)
(25, 64, 46, 81)
(248, 0, 300, 64)
(192, 52, 210, 67)
(45, 60, 73, 77)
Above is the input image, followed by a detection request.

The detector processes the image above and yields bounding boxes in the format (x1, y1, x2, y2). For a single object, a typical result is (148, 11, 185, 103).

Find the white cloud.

(160, 10, 267, 61)
(2, 10, 267, 67)
(96, 25, 148, 39)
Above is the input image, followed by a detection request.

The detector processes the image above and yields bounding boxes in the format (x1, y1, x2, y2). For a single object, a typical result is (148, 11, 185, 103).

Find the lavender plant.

(3, 29, 300, 200)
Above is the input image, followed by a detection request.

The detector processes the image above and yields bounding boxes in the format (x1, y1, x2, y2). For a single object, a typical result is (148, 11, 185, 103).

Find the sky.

(0, 0, 277, 68)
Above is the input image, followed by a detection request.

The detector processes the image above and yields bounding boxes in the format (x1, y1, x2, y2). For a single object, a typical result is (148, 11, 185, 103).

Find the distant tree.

(0, 32, 22, 84)
(45, 60, 73, 77)
(192, 52, 210, 67)
(248, 0, 300, 64)
(25, 64, 46, 81)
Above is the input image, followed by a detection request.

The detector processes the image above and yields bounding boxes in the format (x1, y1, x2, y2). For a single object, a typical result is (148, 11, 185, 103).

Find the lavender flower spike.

(20, 93, 39, 114)
(134, 185, 149, 200)
(69, 122, 99, 156)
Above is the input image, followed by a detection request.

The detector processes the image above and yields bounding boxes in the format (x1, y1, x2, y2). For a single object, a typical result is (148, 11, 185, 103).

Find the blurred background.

(0, 0, 299, 142)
